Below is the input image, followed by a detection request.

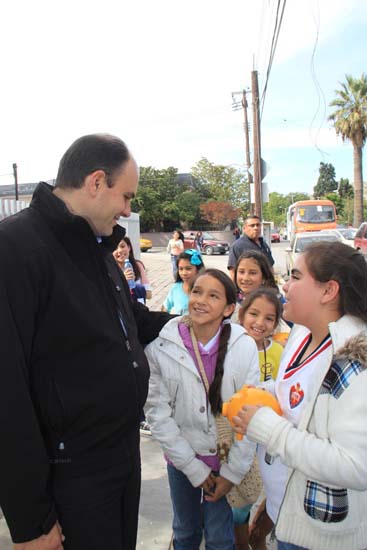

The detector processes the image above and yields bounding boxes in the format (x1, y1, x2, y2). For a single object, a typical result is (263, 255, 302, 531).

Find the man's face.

(244, 218, 262, 240)
(89, 157, 139, 236)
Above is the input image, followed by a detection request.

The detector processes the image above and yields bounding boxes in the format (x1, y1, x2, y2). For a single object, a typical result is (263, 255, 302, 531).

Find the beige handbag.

(215, 414, 262, 508)
(189, 325, 263, 509)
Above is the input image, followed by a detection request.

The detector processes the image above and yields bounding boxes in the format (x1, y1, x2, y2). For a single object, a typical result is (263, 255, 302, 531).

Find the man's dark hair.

(55, 133, 130, 189)
(244, 215, 261, 225)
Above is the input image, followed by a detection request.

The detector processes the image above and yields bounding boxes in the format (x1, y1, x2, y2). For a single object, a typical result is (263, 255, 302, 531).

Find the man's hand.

(14, 522, 64, 550)
(204, 475, 233, 503)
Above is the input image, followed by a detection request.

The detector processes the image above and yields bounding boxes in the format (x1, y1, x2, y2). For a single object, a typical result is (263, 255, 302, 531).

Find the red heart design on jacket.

(289, 383, 304, 409)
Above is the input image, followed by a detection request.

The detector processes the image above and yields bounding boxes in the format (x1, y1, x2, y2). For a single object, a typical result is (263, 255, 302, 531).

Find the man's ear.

(85, 170, 106, 198)
(321, 279, 340, 304)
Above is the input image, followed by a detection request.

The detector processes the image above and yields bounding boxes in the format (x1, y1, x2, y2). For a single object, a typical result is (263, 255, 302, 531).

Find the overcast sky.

(1, 0, 366, 195)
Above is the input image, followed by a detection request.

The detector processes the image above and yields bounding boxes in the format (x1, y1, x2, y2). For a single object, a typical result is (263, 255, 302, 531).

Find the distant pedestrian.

(167, 230, 184, 279)
(233, 226, 240, 240)
(228, 216, 274, 279)
(145, 268, 259, 550)
(162, 249, 204, 315)
(194, 230, 204, 252)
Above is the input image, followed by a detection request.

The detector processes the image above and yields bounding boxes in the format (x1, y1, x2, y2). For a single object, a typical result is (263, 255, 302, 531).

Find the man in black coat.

(0, 134, 171, 550)
(227, 215, 274, 277)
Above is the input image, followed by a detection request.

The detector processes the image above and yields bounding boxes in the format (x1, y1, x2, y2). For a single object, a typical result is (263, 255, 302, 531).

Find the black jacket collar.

(30, 182, 126, 255)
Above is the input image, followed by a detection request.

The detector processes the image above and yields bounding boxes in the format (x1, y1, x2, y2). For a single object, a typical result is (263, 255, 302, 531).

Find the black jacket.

(0, 182, 170, 542)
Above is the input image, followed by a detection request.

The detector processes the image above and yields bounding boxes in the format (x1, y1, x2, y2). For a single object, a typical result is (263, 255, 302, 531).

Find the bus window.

(296, 205, 335, 223)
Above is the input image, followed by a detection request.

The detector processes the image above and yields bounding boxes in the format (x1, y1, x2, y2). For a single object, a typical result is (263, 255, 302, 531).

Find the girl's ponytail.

(209, 323, 231, 416)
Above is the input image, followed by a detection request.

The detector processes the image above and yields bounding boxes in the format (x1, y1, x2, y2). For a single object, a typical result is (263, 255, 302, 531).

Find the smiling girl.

(145, 269, 259, 549)
(162, 250, 204, 315)
(239, 288, 283, 382)
(113, 236, 152, 301)
(231, 251, 279, 322)
(232, 250, 291, 346)
(233, 242, 367, 550)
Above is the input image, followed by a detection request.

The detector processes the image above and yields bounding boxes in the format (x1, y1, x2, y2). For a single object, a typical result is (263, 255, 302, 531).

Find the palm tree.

(329, 74, 367, 227)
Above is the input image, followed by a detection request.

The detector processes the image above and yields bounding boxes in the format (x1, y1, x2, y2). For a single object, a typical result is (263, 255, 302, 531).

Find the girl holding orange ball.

(233, 242, 367, 550)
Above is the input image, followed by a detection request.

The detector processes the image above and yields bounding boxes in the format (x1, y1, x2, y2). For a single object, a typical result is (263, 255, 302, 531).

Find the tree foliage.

(338, 177, 353, 198)
(131, 166, 183, 231)
(175, 191, 202, 228)
(132, 161, 357, 232)
(313, 162, 337, 197)
(329, 73, 367, 226)
(200, 201, 241, 227)
(191, 158, 250, 215)
(262, 192, 310, 228)
(132, 158, 251, 231)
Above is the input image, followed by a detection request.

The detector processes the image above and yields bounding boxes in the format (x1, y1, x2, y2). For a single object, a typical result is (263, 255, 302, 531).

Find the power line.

(260, 0, 287, 118)
(308, 0, 328, 158)
(256, 0, 278, 79)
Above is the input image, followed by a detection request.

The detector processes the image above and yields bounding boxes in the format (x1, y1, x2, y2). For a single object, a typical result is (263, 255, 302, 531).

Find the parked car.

(328, 227, 357, 247)
(183, 231, 229, 255)
(285, 230, 342, 275)
(354, 222, 367, 255)
(271, 230, 280, 243)
(139, 237, 152, 252)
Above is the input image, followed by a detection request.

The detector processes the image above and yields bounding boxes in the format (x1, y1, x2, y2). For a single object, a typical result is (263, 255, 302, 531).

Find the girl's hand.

(200, 472, 216, 495)
(204, 476, 233, 502)
(233, 404, 262, 436)
(123, 268, 134, 281)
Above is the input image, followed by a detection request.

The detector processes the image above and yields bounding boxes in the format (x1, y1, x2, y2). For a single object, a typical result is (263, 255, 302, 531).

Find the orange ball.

(272, 332, 290, 347)
(222, 385, 282, 440)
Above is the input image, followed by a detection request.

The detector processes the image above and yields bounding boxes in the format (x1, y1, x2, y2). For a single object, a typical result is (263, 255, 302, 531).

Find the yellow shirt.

(258, 338, 283, 382)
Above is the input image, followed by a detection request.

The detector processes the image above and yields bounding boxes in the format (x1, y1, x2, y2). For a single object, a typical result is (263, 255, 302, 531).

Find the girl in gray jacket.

(145, 269, 259, 550)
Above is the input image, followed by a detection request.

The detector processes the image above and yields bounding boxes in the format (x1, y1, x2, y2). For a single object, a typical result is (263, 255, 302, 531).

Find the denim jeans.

(277, 541, 307, 550)
(167, 464, 234, 550)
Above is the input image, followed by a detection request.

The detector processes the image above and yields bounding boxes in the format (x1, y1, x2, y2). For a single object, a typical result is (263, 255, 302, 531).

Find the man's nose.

(120, 202, 131, 217)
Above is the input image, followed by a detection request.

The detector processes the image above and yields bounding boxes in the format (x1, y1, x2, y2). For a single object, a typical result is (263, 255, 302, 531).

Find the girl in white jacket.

(233, 242, 367, 550)
(145, 268, 259, 550)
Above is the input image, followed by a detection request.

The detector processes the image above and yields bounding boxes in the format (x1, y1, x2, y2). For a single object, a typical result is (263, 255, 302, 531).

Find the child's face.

(189, 274, 235, 329)
(178, 259, 197, 284)
(236, 258, 263, 296)
(242, 296, 277, 345)
(282, 254, 325, 327)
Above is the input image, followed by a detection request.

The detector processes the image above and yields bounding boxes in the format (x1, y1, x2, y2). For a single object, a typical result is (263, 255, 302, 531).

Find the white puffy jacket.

(145, 318, 259, 487)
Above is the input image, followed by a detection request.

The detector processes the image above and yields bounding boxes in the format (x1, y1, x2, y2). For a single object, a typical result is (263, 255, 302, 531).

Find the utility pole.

(242, 90, 254, 214)
(13, 163, 19, 201)
(232, 89, 253, 214)
(251, 70, 262, 220)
